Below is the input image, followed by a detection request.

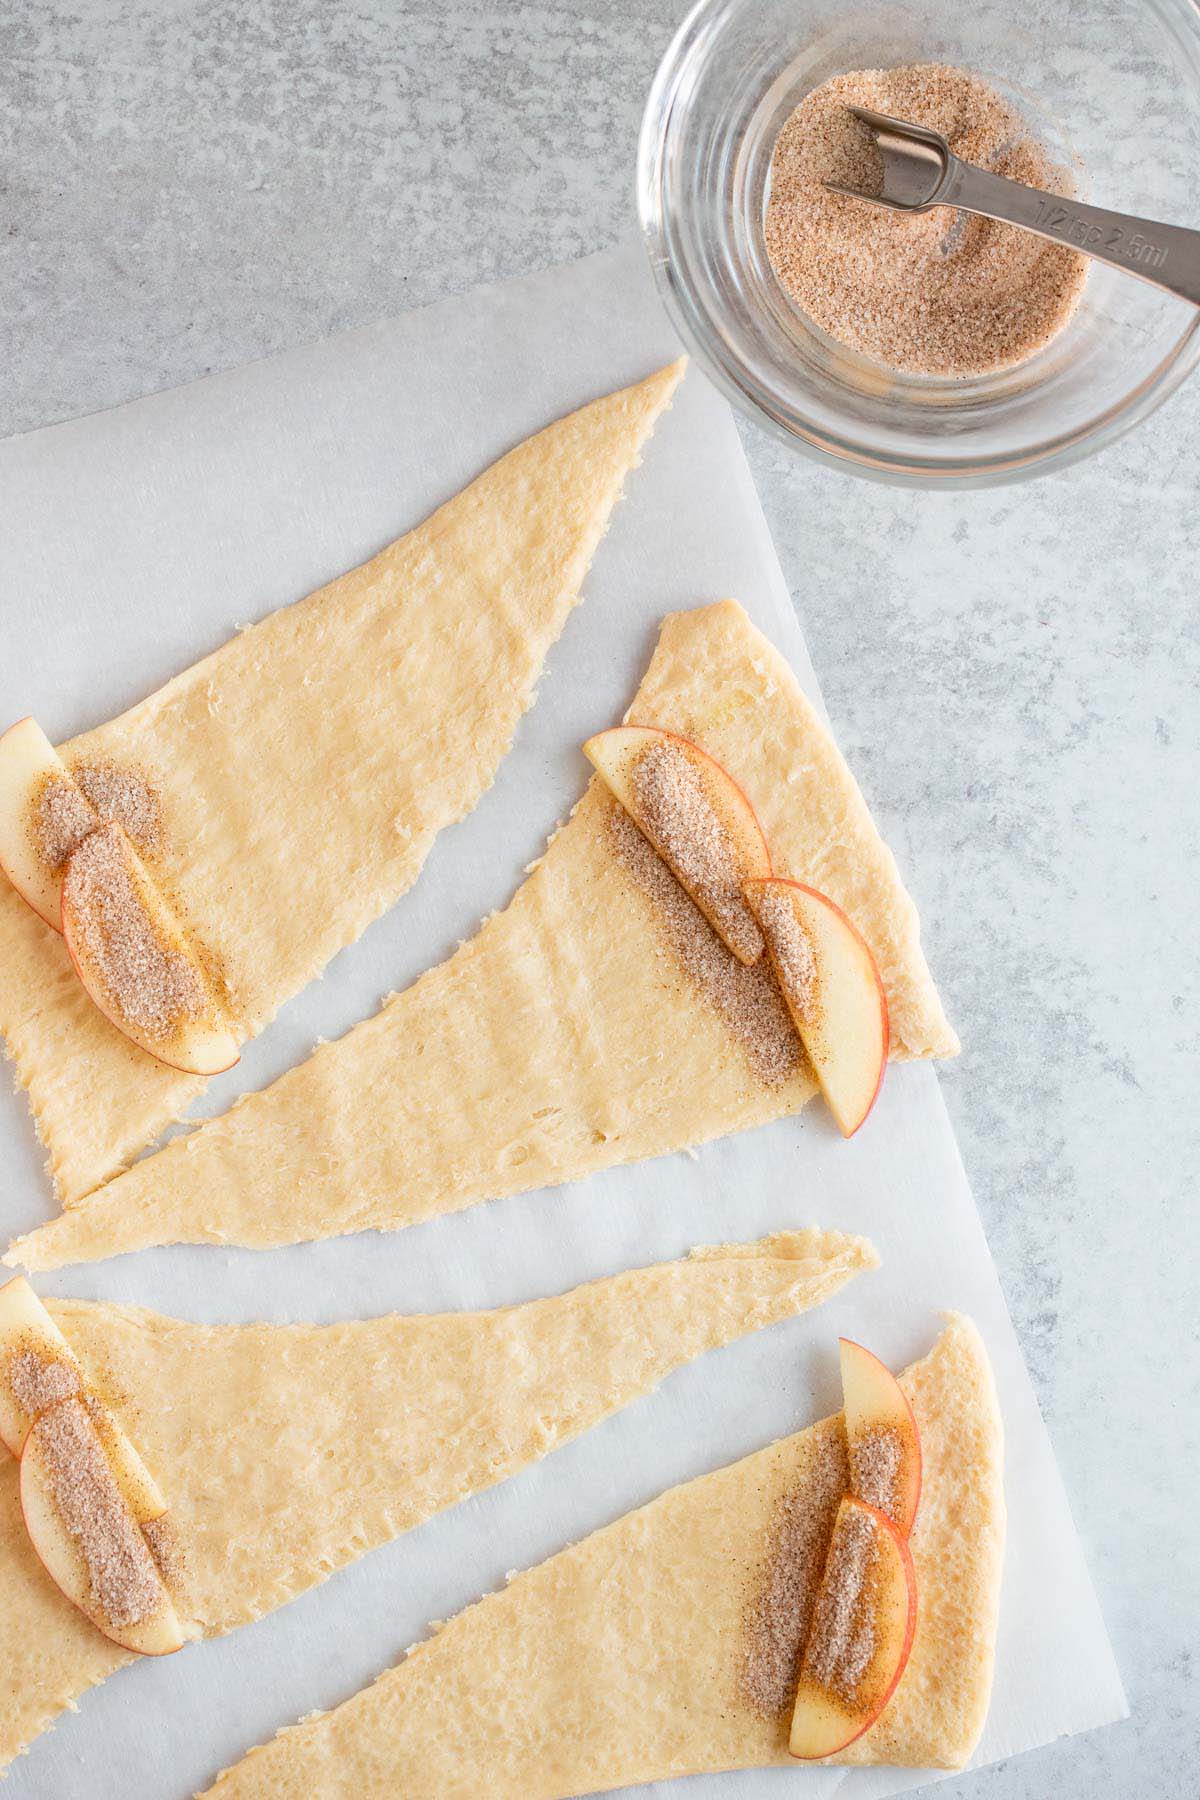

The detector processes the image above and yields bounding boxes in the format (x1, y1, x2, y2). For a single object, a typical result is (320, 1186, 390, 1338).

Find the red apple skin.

(788, 1496, 917, 1760)
(839, 1338, 922, 1538)
(19, 1399, 187, 1657)
(745, 876, 889, 1137)
(584, 724, 772, 964)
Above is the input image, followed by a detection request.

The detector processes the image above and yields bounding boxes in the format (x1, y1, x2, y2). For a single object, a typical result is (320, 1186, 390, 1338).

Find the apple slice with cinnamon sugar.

(840, 1336, 922, 1537)
(60, 821, 239, 1076)
(789, 1494, 917, 1759)
(0, 1274, 82, 1458)
(1, 1277, 188, 1656)
(0, 717, 98, 931)
(20, 1396, 188, 1656)
(744, 876, 888, 1136)
(0, 1275, 168, 1522)
(584, 725, 772, 965)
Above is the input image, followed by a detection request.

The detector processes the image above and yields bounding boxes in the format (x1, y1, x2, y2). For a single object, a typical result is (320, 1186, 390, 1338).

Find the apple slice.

(0, 1274, 82, 1458)
(840, 1337, 922, 1537)
(0, 717, 99, 930)
(0, 1275, 168, 1520)
(744, 877, 888, 1136)
(20, 1397, 187, 1655)
(789, 1494, 917, 1759)
(60, 821, 239, 1076)
(584, 725, 772, 965)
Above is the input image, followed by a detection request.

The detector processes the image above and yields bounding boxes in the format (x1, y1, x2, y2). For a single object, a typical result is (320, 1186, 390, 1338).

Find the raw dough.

(9, 601, 957, 1271)
(205, 1314, 1003, 1797)
(0, 1229, 873, 1772)
(0, 361, 684, 1206)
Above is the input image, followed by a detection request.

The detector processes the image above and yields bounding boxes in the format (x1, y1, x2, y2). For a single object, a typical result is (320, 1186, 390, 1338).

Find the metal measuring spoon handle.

(830, 106, 1200, 309)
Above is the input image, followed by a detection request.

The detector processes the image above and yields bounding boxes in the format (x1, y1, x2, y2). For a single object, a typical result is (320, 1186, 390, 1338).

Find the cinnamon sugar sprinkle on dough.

(73, 761, 164, 855)
(850, 1424, 904, 1523)
(608, 806, 801, 1087)
(31, 1396, 165, 1629)
(742, 1429, 848, 1717)
(64, 822, 206, 1040)
(32, 771, 96, 870)
(803, 1502, 881, 1706)
(629, 739, 764, 964)
(9, 1345, 81, 1417)
(765, 64, 1088, 377)
(754, 886, 818, 1020)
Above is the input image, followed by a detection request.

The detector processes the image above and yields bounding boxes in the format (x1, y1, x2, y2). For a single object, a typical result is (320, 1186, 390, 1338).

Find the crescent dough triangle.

(206, 1313, 1003, 1798)
(0, 1229, 873, 1772)
(0, 359, 684, 1206)
(9, 602, 957, 1272)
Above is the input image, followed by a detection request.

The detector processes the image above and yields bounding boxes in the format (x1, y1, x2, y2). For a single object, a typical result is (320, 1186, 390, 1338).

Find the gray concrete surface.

(1, 3, 1196, 1796)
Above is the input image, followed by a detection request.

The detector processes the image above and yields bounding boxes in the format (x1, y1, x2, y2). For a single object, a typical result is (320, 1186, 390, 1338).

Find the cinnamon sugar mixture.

(30, 760, 163, 876)
(141, 1512, 187, 1596)
(742, 1430, 848, 1717)
(64, 823, 206, 1039)
(73, 761, 164, 855)
(32, 771, 96, 870)
(850, 1424, 904, 1523)
(629, 740, 764, 964)
(31, 1397, 164, 1629)
(754, 887, 818, 1020)
(608, 807, 801, 1087)
(9, 1345, 80, 1417)
(765, 64, 1088, 376)
(802, 1502, 881, 1706)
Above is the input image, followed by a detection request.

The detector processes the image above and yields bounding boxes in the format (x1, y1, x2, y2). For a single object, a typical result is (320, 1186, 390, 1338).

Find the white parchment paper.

(0, 243, 1125, 1799)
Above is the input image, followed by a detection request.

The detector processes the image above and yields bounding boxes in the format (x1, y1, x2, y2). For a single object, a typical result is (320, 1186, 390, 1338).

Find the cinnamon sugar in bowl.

(764, 65, 1089, 379)
(638, 0, 1200, 486)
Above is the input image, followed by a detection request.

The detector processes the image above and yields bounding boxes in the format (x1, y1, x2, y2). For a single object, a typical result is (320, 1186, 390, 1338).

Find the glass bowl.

(638, 0, 1200, 485)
